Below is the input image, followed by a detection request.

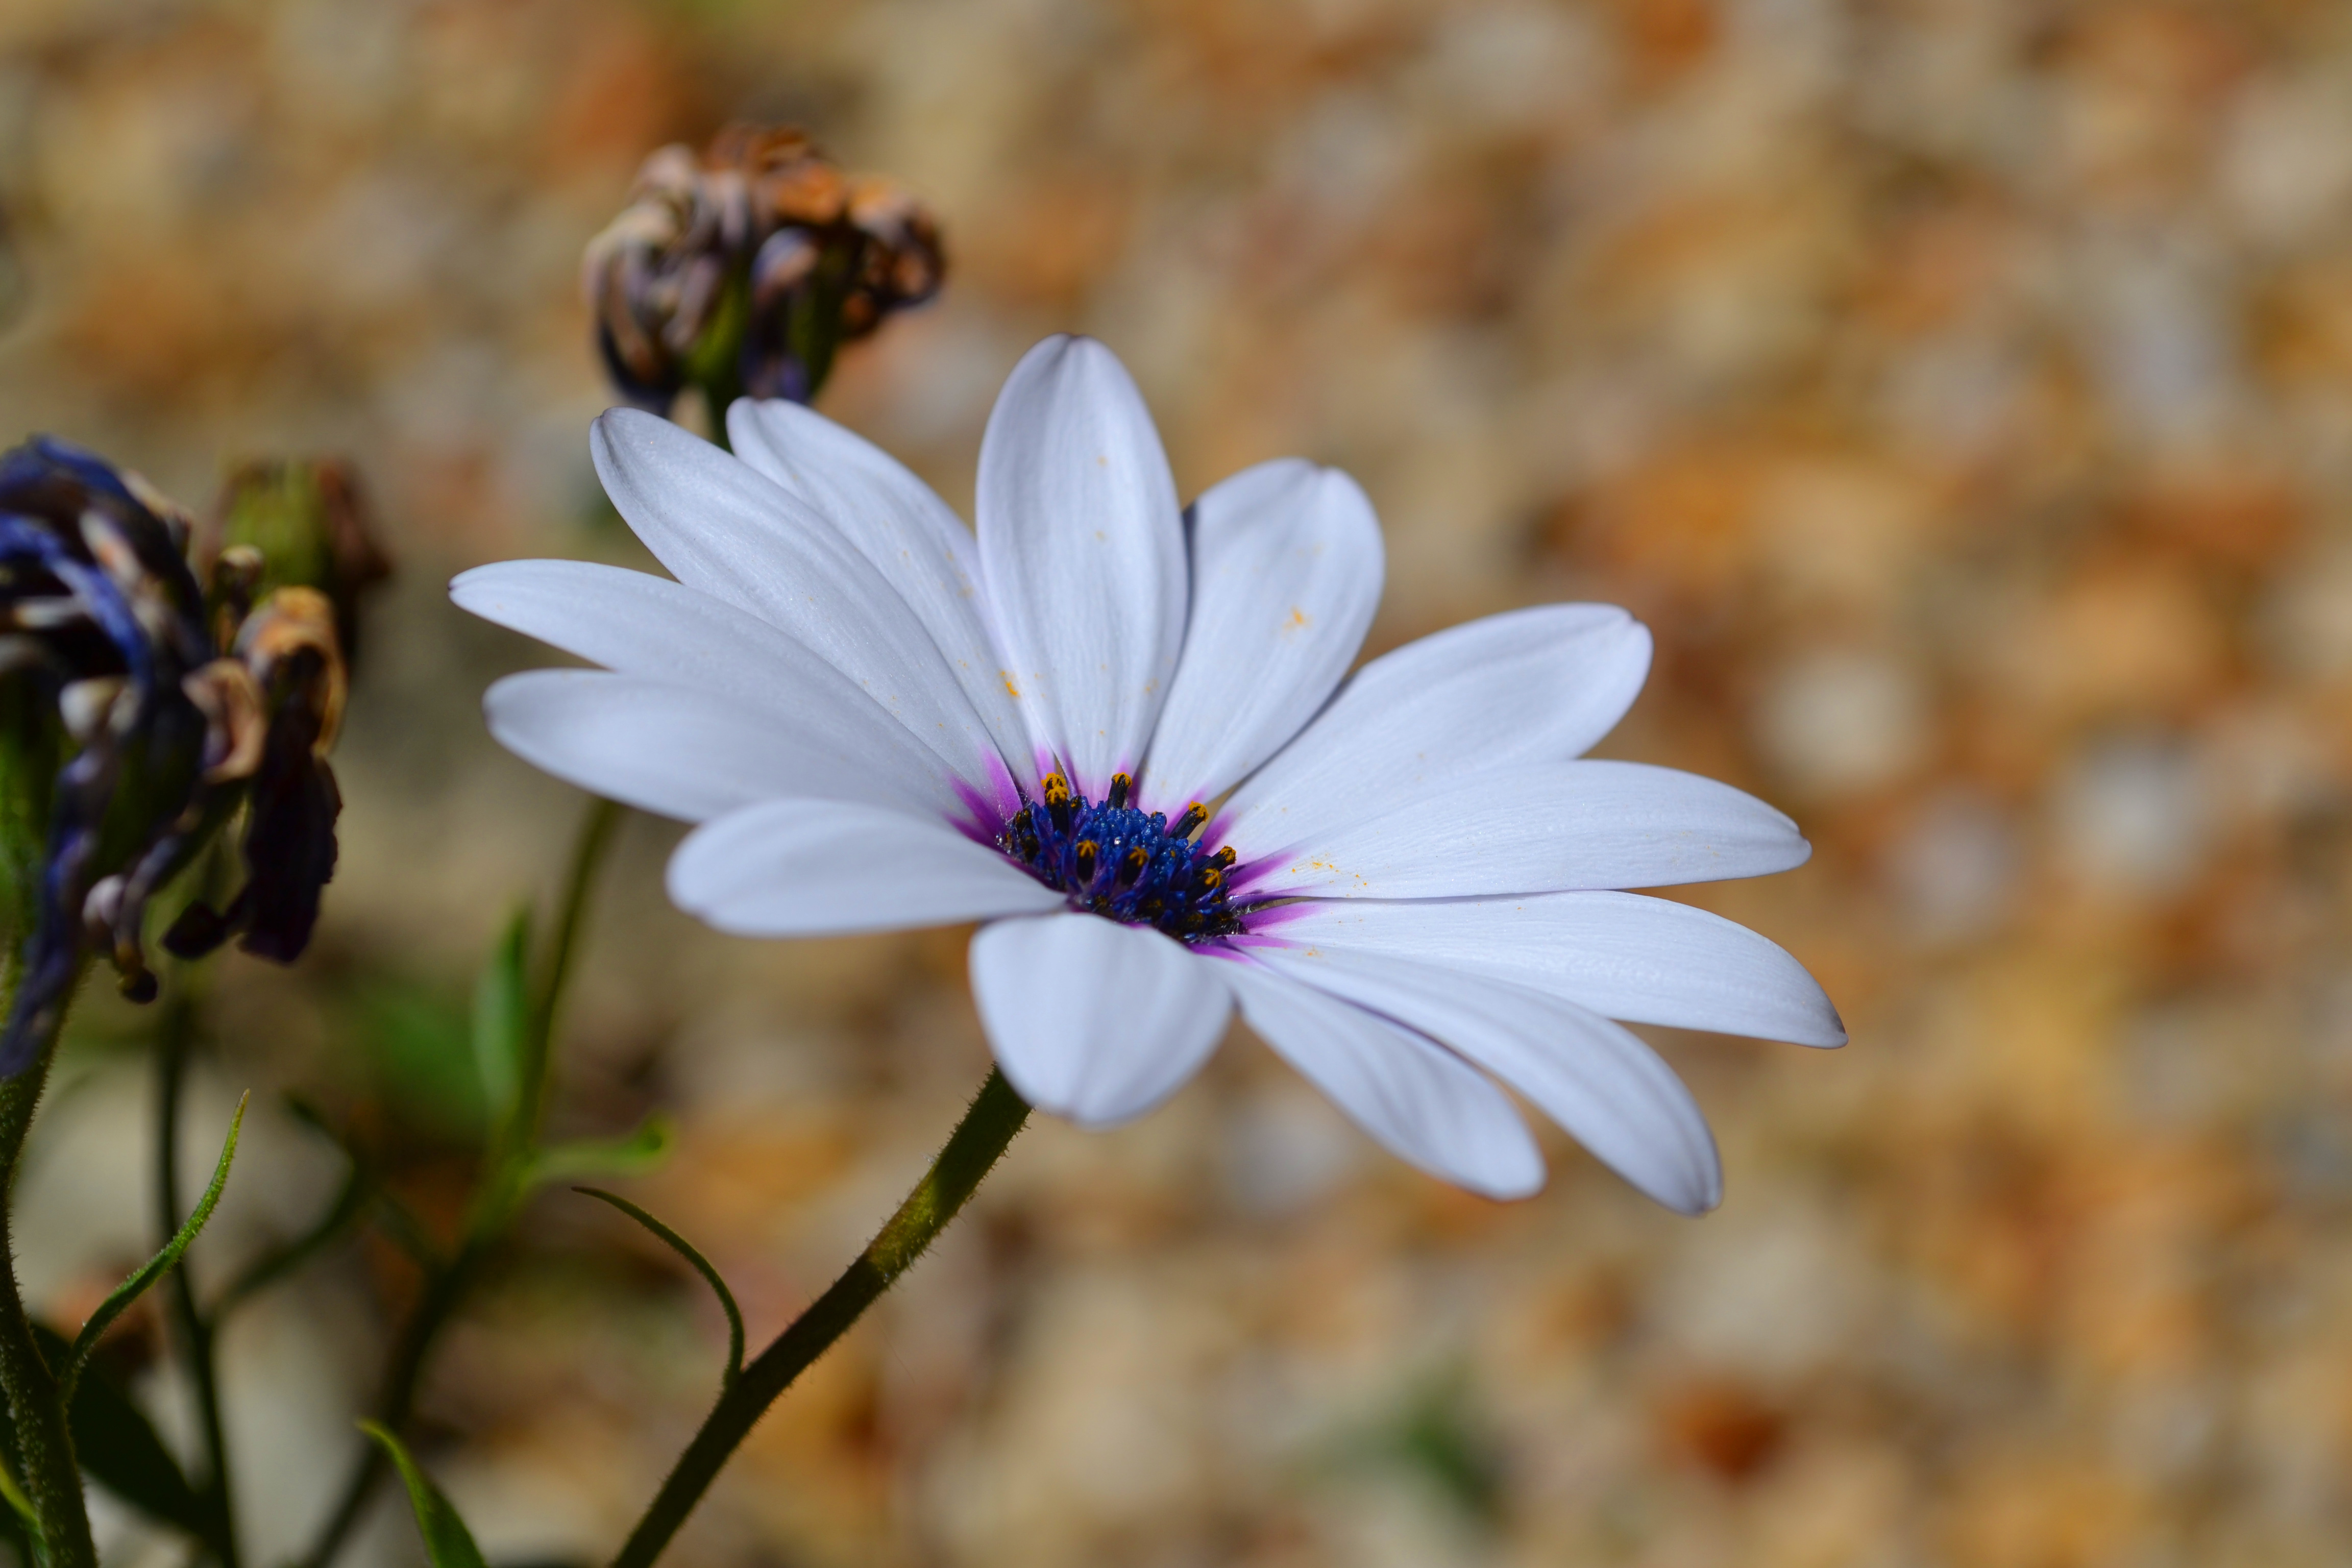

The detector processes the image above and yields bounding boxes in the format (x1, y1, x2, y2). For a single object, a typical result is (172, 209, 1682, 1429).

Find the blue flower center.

(998, 771, 1243, 942)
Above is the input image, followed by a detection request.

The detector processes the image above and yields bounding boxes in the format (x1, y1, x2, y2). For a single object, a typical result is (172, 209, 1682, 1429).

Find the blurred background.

(4, 0, 2351, 1563)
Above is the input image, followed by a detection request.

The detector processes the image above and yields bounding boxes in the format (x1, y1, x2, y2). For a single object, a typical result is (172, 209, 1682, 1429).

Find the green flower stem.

(520, 796, 621, 1159)
(154, 990, 238, 1568)
(0, 1013, 93, 1568)
(608, 1068, 1030, 1568)
(296, 796, 622, 1568)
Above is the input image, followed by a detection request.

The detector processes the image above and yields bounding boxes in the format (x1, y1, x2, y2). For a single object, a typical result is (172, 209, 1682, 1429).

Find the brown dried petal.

(234, 586, 345, 752)
(182, 657, 266, 784)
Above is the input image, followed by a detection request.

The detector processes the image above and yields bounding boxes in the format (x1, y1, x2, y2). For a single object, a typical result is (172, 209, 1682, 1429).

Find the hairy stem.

(155, 991, 238, 1568)
(0, 1026, 92, 1568)
(608, 1069, 1030, 1568)
(296, 796, 620, 1568)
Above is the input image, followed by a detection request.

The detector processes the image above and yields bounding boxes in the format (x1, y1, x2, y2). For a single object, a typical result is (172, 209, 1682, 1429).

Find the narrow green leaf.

(473, 909, 532, 1129)
(360, 1422, 488, 1568)
(62, 1094, 247, 1401)
(527, 1114, 674, 1187)
(28, 1325, 205, 1539)
(574, 1187, 745, 1387)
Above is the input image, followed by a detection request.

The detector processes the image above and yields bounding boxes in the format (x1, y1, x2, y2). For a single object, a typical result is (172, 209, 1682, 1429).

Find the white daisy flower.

(454, 336, 1842, 1213)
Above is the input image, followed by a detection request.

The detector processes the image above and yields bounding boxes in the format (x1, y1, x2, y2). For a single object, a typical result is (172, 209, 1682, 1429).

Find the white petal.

(1140, 460, 1385, 811)
(1218, 604, 1651, 853)
(976, 336, 1186, 796)
(455, 558, 890, 712)
(969, 913, 1233, 1127)
(484, 670, 962, 824)
(1253, 947, 1720, 1212)
(725, 398, 1039, 793)
(1222, 961, 1544, 1199)
(1266, 892, 1844, 1047)
(1238, 761, 1809, 899)
(669, 800, 1063, 937)
(592, 409, 1015, 813)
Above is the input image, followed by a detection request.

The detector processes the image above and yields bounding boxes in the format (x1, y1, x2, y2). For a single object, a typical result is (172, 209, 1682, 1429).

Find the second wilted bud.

(582, 126, 945, 417)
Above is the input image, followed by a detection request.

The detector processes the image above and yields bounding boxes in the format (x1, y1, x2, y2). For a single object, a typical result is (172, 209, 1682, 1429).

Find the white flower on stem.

(454, 337, 1842, 1212)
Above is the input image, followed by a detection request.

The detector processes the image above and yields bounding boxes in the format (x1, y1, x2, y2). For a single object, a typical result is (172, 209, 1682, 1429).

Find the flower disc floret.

(997, 771, 1242, 941)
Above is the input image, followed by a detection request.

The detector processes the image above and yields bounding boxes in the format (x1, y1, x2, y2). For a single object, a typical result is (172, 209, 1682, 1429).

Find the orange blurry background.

(4, 1, 2351, 1564)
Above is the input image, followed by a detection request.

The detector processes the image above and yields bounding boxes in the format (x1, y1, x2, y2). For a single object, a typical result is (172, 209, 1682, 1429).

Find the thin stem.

(608, 1069, 1030, 1568)
(523, 796, 621, 1145)
(155, 991, 237, 1568)
(0, 1025, 93, 1568)
(295, 796, 622, 1568)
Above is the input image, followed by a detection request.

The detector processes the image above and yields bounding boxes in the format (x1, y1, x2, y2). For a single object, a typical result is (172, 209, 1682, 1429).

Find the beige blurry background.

(4, 0, 2352, 1564)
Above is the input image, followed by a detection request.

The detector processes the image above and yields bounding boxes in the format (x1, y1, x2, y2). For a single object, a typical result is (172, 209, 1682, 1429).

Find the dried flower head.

(583, 126, 945, 413)
(0, 437, 218, 1064)
(0, 438, 377, 1072)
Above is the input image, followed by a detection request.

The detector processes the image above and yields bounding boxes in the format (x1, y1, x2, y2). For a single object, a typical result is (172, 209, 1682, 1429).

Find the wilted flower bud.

(0, 438, 377, 1075)
(582, 126, 945, 414)
(208, 458, 391, 671)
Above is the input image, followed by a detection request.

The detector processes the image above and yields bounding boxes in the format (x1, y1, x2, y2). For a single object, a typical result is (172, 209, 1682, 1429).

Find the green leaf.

(574, 1187, 744, 1387)
(28, 1324, 205, 1539)
(62, 1094, 246, 1402)
(527, 1114, 674, 1188)
(349, 977, 487, 1139)
(361, 1422, 488, 1568)
(472, 909, 531, 1129)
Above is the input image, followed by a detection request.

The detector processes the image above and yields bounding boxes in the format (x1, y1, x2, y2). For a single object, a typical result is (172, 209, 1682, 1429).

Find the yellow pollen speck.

(1282, 606, 1310, 635)
(1000, 671, 1021, 697)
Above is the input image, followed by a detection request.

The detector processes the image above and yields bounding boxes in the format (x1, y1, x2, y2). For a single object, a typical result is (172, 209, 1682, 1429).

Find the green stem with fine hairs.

(0, 1012, 93, 1568)
(608, 1068, 1029, 1568)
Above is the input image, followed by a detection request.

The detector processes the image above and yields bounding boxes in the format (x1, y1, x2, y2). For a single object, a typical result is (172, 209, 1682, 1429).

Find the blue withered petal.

(0, 436, 213, 1073)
